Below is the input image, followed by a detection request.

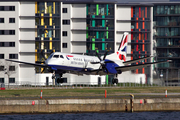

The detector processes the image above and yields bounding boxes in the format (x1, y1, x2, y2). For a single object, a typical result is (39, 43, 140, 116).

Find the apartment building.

(0, 0, 179, 86)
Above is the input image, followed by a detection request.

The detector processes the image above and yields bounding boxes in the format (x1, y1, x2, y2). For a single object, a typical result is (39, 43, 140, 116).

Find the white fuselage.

(45, 52, 124, 75)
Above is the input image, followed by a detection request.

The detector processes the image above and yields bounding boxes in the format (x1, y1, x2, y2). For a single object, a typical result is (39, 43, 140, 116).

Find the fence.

(1, 81, 180, 89)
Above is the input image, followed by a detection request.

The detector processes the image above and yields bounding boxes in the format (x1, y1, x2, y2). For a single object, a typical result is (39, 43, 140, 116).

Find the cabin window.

(53, 55, 59, 58)
(60, 55, 64, 58)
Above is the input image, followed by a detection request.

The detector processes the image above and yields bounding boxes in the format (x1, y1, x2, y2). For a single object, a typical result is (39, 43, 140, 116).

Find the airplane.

(6, 32, 169, 84)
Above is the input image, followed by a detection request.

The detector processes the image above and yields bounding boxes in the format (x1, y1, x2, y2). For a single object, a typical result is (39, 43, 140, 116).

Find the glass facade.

(131, 6, 151, 78)
(86, 4, 114, 56)
(35, 2, 61, 73)
(154, 5, 180, 82)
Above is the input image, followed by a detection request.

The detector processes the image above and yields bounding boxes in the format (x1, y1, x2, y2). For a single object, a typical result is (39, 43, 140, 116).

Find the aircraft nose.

(45, 59, 48, 65)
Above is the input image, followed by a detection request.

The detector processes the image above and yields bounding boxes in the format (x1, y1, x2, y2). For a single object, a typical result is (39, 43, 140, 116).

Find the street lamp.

(4, 67, 7, 87)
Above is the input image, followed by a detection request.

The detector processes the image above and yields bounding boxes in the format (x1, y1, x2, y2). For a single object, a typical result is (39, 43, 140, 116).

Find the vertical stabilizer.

(116, 32, 128, 61)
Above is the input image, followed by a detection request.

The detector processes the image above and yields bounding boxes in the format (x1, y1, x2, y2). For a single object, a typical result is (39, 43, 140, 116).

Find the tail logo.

(117, 34, 128, 61)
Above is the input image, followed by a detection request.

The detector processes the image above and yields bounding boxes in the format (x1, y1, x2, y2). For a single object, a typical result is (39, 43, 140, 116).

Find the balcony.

(157, 62, 180, 69)
(86, 38, 114, 42)
(36, 25, 60, 29)
(88, 26, 114, 30)
(132, 51, 150, 55)
(130, 40, 150, 44)
(35, 13, 60, 17)
(157, 52, 180, 58)
(87, 15, 114, 19)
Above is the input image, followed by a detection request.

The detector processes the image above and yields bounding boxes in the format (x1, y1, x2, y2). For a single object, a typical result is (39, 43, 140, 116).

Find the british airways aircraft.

(6, 32, 168, 84)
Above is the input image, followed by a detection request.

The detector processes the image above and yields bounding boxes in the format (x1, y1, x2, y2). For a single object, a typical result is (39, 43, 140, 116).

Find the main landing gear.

(51, 70, 65, 85)
(56, 73, 64, 84)
(112, 74, 118, 85)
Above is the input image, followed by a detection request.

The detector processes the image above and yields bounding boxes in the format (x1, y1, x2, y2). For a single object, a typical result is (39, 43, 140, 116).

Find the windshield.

(53, 55, 59, 58)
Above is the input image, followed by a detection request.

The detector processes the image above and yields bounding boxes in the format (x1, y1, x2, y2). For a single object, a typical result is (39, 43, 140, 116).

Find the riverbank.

(1, 98, 180, 114)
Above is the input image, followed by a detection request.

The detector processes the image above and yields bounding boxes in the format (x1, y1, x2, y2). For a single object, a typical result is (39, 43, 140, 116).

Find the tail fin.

(117, 32, 128, 61)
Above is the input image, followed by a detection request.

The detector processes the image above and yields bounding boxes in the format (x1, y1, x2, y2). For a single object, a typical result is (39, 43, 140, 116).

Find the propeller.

(90, 50, 114, 74)
(38, 50, 54, 73)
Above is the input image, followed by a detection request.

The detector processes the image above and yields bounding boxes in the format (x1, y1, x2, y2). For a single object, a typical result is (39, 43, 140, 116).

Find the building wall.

(71, 4, 86, 54)
(19, 2, 35, 82)
(62, 4, 71, 53)
(0, 2, 20, 84)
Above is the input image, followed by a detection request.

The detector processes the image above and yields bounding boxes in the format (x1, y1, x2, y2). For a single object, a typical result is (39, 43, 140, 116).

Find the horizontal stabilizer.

(123, 56, 153, 65)
(116, 60, 169, 72)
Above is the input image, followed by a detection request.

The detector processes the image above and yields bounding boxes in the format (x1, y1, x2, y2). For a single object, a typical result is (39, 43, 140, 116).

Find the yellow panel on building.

(49, 14, 52, 26)
(35, 49, 37, 61)
(53, 2, 55, 14)
(41, 13, 44, 26)
(49, 37, 52, 50)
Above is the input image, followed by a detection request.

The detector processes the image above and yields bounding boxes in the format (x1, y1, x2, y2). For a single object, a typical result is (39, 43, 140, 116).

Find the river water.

(0, 112, 180, 120)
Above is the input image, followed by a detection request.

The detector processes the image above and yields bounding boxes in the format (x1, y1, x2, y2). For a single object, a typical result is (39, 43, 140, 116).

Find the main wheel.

(114, 79, 118, 84)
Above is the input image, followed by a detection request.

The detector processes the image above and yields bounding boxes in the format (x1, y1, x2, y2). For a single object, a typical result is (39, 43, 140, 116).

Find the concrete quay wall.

(0, 98, 180, 113)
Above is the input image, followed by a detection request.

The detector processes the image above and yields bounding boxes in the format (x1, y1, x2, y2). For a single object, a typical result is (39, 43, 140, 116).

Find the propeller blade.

(104, 61, 115, 63)
(85, 61, 88, 68)
(105, 67, 109, 73)
(50, 50, 54, 54)
(40, 50, 47, 60)
(41, 67, 46, 73)
(96, 51, 102, 61)
(103, 50, 109, 60)
(90, 62, 100, 64)
(96, 65, 102, 75)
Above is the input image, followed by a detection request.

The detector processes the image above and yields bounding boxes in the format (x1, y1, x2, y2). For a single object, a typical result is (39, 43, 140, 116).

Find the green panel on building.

(96, 4, 99, 15)
(92, 38, 95, 50)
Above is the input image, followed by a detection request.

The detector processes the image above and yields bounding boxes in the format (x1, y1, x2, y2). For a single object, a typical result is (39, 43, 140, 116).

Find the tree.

(0, 60, 18, 88)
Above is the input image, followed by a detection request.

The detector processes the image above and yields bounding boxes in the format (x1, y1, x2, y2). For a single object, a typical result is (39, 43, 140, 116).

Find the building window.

(9, 78, 15, 83)
(9, 42, 15, 47)
(9, 18, 15, 23)
(9, 54, 18, 59)
(0, 66, 4, 71)
(62, 20, 70, 25)
(9, 30, 15, 35)
(0, 18, 4, 23)
(0, 6, 4, 11)
(0, 30, 4, 35)
(62, 43, 67, 48)
(9, 66, 15, 71)
(62, 31, 67, 36)
(0, 42, 4, 47)
(0, 54, 4, 59)
(0, 78, 4, 83)
(9, 6, 15, 11)
(62, 8, 67, 13)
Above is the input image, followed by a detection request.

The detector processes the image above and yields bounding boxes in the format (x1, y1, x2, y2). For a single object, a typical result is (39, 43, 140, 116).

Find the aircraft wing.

(123, 56, 153, 65)
(5, 59, 47, 68)
(116, 61, 169, 72)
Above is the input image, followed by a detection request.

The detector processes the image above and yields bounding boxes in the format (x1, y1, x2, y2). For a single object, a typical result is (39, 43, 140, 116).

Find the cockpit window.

(60, 55, 64, 59)
(53, 55, 59, 58)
